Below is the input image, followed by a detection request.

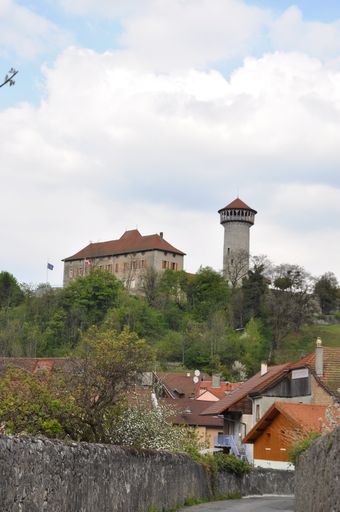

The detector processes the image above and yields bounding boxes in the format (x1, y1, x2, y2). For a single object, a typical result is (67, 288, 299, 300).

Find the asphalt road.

(178, 496, 295, 512)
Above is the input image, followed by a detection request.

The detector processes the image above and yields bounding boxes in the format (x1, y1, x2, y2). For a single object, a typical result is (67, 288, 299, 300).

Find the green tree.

(187, 267, 229, 321)
(0, 271, 24, 309)
(314, 272, 338, 315)
(0, 328, 153, 443)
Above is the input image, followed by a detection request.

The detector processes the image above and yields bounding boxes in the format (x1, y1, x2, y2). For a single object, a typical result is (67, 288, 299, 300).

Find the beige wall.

(195, 426, 223, 449)
(63, 250, 184, 288)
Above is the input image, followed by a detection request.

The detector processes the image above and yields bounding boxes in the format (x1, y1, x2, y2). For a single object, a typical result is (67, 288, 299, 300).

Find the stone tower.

(218, 198, 257, 285)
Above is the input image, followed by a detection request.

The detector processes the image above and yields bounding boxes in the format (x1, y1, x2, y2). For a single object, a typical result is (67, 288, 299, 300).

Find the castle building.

(62, 229, 185, 289)
(218, 198, 257, 285)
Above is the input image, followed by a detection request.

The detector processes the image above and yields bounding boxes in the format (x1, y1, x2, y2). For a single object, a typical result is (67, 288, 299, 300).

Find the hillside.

(275, 323, 340, 363)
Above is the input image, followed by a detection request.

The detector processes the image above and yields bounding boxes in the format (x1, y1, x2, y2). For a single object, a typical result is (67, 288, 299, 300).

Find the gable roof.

(202, 363, 289, 416)
(155, 371, 210, 399)
(63, 229, 185, 262)
(218, 198, 257, 213)
(198, 380, 241, 400)
(296, 347, 340, 397)
(243, 402, 329, 443)
(163, 397, 224, 428)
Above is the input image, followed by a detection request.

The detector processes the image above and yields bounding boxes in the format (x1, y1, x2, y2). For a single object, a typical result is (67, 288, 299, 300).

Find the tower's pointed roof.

(218, 198, 257, 214)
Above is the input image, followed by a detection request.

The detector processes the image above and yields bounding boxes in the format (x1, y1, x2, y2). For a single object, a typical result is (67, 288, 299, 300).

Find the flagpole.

(46, 261, 48, 284)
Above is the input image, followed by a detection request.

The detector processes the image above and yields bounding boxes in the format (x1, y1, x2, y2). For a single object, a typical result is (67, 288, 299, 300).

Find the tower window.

(227, 248, 230, 255)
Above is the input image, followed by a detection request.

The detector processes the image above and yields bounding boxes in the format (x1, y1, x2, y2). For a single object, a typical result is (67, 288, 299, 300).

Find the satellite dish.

(194, 369, 201, 377)
(193, 376, 199, 384)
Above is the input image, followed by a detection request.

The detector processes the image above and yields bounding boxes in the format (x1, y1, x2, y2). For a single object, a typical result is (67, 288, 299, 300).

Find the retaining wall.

(0, 435, 294, 512)
(295, 426, 340, 512)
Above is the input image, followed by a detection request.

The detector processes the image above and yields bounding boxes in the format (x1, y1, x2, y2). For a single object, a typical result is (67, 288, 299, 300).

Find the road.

(178, 496, 295, 512)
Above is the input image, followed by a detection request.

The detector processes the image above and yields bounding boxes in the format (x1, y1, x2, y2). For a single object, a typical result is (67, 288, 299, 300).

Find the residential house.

(242, 402, 338, 470)
(202, 339, 340, 461)
(164, 397, 224, 448)
(62, 229, 185, 290)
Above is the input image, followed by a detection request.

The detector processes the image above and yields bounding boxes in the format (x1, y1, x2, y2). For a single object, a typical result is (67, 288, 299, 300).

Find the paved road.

(178, 496, 295, 512)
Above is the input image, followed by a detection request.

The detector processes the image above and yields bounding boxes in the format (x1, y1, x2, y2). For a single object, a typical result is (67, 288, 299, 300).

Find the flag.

(47, 263, 54, 271)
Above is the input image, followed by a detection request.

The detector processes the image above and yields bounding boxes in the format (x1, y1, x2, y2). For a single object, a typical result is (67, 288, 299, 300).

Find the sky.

(1, 0, 340, 287)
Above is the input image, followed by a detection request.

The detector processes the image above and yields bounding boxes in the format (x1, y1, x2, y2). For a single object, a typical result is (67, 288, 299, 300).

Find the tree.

(267, 264, 316, 354)
(0, 328, 153, 443)
(314, 273, 339, 315)
(187, 267, 229, 321)
(0, 271, 24, 309)
(242, 259, 269, 322)
(109, 401, 203, 452)
(0, 68, 18, 88)
(64, 327, 153, 442)
(224, 249, 250, 288)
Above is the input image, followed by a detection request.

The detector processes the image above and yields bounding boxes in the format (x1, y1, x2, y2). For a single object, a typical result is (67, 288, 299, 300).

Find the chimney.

(315, 337, 323, 377)
(212, 374, 221, 388)
(160, 232, 163, 239)
(261, 363, 268, 376)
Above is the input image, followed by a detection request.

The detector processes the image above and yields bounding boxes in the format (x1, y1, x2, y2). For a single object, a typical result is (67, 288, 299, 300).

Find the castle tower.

(218, 198, 257, 284)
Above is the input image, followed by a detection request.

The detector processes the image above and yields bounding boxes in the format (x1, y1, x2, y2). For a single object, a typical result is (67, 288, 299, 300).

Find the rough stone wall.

(217, 468, 294, 497)
(0, 435, 294, 512)
(295, 426, 340, 512)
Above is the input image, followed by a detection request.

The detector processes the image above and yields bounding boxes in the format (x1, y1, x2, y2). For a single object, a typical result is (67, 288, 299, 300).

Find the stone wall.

(295, 426, 340, 512)
(0, 435, 294, 512)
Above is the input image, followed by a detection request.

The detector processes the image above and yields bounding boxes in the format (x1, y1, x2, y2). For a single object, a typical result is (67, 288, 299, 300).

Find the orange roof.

(294, 347, 340, 397)
(199, 381, 241, 400)
(243, 402, 330, 443)
(155, 371, 210, 399)
(63, 229, 185, 262)
(202, 363, 289, 415)
(218, 198, 257, 213)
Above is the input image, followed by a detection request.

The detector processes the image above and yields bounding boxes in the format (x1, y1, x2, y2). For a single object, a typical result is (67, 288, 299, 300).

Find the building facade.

(62, 229, 185, 289)
(218, 198, 257, 285)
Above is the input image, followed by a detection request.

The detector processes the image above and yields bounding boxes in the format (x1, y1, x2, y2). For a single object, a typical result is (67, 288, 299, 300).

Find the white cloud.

(270, 6, 340, 59)
(2, 47, 340, 284)
(118, 0, 269, 70)
(0, 0, 71, 59)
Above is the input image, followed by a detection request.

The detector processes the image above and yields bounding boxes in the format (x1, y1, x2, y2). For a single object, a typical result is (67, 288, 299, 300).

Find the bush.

(198, 452, 251, 476)
(288, 432, 321, 465)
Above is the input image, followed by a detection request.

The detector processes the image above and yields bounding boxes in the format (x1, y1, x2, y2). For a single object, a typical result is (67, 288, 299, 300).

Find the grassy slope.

(274, 323, 340, 364)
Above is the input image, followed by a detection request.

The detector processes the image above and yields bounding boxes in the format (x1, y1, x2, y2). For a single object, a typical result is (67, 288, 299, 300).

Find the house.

(202, 339, 340, 461)
(242, 402, 337, 470)
(163, 397, 224, 448)
(62, 229, 185, 289)
(197, 375, 241, 402)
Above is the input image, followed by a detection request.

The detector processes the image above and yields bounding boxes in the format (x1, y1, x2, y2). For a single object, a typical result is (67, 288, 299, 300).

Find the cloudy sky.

(1, 0, 340, 286)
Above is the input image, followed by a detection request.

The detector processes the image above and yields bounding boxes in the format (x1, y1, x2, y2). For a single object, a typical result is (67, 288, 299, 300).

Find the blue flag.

(47, 263, 54, 271)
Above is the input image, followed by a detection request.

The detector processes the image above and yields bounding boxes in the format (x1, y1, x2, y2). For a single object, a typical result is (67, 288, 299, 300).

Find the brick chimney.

(315, 337, 323, 377)
(212, 374, 221, 388)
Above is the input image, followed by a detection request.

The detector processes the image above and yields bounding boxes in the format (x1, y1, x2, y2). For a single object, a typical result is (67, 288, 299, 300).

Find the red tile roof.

(63, 229, 185, 262)
(202, 363, 289, 415)
(199, 381, 241, 400)
(294, 347, 340, 397)
(155, 371, 210, 399)
(243, 402, 330, 443)
(218, 198, 257, 213)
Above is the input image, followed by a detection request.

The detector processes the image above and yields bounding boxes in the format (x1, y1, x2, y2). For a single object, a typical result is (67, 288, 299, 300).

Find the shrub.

(288, 432, 321, 465)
